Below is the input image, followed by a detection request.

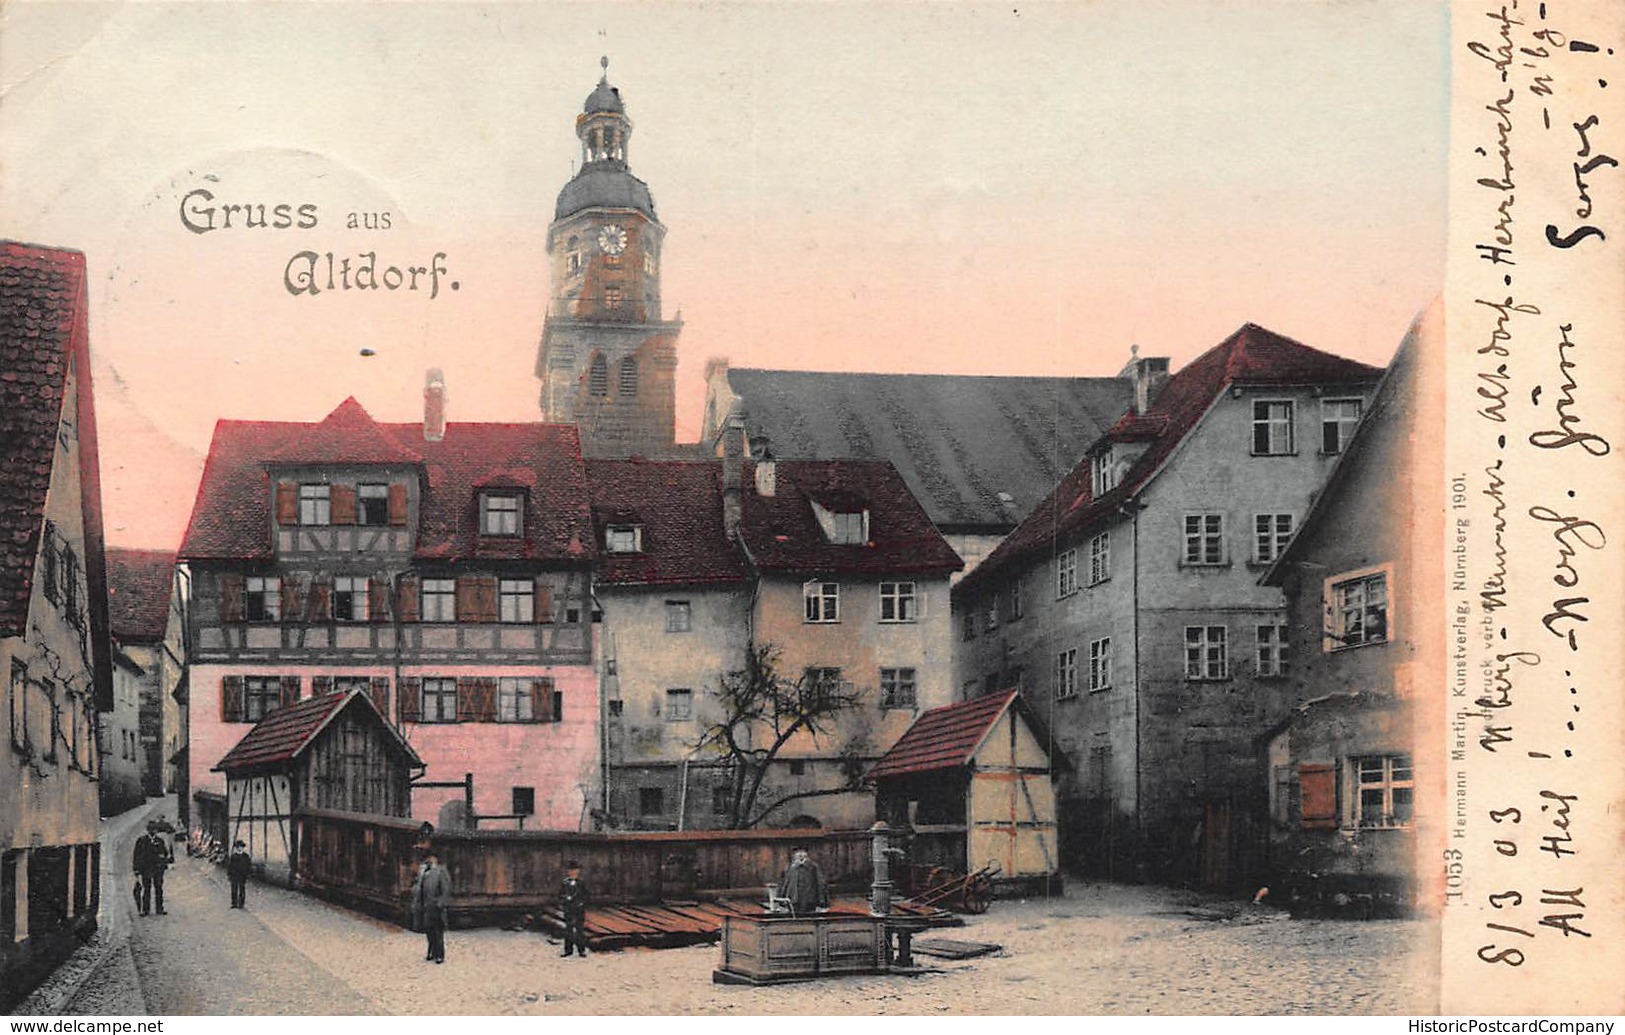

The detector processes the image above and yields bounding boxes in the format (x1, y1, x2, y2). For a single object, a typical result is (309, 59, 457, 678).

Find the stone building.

(536, 62, 684, 458)
(1259, 306, 1443, 915)
(1, 242, 114, 1009)
(105, 548, 187, 814)
(180, 393, 601, 834)
(952, 323, 1383, 886)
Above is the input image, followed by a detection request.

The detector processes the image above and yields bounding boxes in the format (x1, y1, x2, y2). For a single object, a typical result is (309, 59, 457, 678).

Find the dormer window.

(1091, 451, 1117, 496)
(299, 484, 331, 526)
(810, 498, 868, 545)
(480, 493, 522, 537)
(605, 524, 642, 553)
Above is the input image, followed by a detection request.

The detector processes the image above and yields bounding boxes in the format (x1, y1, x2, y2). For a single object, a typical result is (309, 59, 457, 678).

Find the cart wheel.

(962, 874, 992, 914)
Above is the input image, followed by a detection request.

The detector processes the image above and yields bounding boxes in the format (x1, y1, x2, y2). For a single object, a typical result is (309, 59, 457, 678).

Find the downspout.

(1118, 501, 1144, 877)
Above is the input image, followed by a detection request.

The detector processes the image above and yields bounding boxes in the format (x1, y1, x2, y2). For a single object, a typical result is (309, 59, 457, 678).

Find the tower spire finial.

(601, 54, 609, 77)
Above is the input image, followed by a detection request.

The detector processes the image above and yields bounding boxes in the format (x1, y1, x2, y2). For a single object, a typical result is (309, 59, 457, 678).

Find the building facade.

(536, 64, 683, 458)
(180, 394, 601, 833)
(1, 243, 114, 1008)
(953, 324, 1383, 886)
(105, 548, 187, 814)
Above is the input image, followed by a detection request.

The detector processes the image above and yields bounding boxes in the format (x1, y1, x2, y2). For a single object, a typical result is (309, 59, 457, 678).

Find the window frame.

(1053, 648, 1079, 700)
(1251, 399, 1296, 456)
(1087, 637, 1112, 692)
(497, 676, 536, 723)
(664, 687, 693, 722)
(498, 578, 535, 623)
(419, 677, 459, 724)
(879, 667, 917, 709)
(1321, 398, 1364, 455)
(604, 525, 642, 553)
(1349, 754, 1414, 829)
(1253, 513, 1294, 564)
(1088, 531, 1110, 586)
(664, 600, 692, 633)
(1056, 548, 1078, 598)
(243, 676, 284, 723)
(1183, 625, 1229, 681)
(878, 581, 918, 624)
(1091, 451, 1116, 496)
(299, 483, 332, 526)
(1182, 513, 1226, 566)
(357, 483, 391, 526)
(420, 578, 456, 622)
(1325, 566, 1392, 651)
(244, 575, 281, 622)
(1256, 617, 1290, 677)
(479, 493, 523, 537)
(331, 576, 369, 622)
(803, 581, 840, 624)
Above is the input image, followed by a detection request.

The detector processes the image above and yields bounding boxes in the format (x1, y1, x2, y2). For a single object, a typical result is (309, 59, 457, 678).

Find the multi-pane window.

(829, 512, 867, 545)
(1253, 513, 1294, 564)
(665, 600, 692, 633)
(1322, 399, 1364, 455)
(499, 579, 534, 623)
(498, 677, 534, 722)
(1330, 571, 1389, 648)
(605, 525, 641, 553)
(1053, 649, 1079, 699)
(480, 494, 521, 536)
(603, 285, 624, 310)
(1184, 514, 1225, 565)
(358, 483, 390, 526)
(803, 581, 839, 623)
(879, 582, 917, 623)
(1089, 532, 1110, 585)
(1184, 625, 1229, 680)
(332, 576, 368, 621)
(1056, 548, 1078, 597)
(421, 579, 455, 622)
(879, 667, 917, 709)
(244, 576, 281, 622)
(331, 676, 371, 696)
(1087, 638, 1112, 691)
(664, 688, 693, 721)
(802, 667, 842, 708)
(419, 678, 458, 723)
(244, 676, 283, 723)
(1256, 618, 1289, 677)
(1091, 452, 1116, 496)
(1252, 400, 1295, 455)
(1353, 755, 1414, 828)
(299, 484, 331, 526)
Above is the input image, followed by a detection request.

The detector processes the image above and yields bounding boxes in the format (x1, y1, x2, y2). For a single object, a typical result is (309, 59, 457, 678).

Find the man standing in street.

(226, 840, 252, 909)
(411, 851, 452, 964)
(559, 860, 589, 958)
(776, 846, 829, 917)
(132, 821, 173, 916)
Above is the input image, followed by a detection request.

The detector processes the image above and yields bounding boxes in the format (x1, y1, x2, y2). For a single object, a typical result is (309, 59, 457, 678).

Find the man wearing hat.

(559, 860, 590, 958)
(132, 821, 174, 915)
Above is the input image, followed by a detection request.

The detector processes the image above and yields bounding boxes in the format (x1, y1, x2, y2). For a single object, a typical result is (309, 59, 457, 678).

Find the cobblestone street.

(17, 805, 1437, 1016)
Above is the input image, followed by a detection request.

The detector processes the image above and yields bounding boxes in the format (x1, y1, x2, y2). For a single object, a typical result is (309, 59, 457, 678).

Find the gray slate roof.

(723, 369, 1134, 532)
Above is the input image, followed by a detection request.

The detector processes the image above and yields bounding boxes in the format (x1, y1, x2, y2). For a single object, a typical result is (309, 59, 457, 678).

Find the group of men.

(410, 852, 593, 964)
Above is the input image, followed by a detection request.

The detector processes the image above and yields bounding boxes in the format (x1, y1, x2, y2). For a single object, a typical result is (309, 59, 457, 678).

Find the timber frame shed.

(869, 690, 1061, 888)
(214, 689, 423, 883)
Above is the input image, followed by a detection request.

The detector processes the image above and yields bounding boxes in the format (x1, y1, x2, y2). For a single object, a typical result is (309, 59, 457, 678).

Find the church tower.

(536, 59, 682, 456)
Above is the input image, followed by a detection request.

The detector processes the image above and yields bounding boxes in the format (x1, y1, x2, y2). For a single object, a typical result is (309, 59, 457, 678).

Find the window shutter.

(455, 577, 477, 622)
(330, 484, 357, 525)
(529, 679, 553, 723)
(369, 676, 391, 718)
(1299, 763, 1338, 829)
(534, 583, 554, 624)
(281, 577, 303, 621)
(280, 675, 301, 708)
(476, 678, 497, 722)
(456, 677, 478, 722)
(396, 576, 419, 623)
(387, 483, 409, 526)
(476, 577, 498, 623)
(369, 577, 390, 622)
(221, 676, 244, 722)
(219, 574, 244, 623)
(553, 690, 564, 723)
(312, 675, 333, 696)
(311, 578, 332, 621)
(398, 677, 421, 723)
(275, 481, 299, 525)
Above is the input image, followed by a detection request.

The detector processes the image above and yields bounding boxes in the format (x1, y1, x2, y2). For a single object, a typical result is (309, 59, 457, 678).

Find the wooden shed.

(870, 690, 1060, 891)
(213, 689, 423, 883)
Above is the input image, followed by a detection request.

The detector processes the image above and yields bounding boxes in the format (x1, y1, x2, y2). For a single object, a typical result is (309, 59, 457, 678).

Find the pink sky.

(0, 2, 1447, 549)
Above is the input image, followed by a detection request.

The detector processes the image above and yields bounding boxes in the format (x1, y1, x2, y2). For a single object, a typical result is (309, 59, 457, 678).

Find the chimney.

(721, 413, 745, 539)
(754, 456, 777, 498)
(1117, 346, 1170, 414)
(424, 368, 446, 442)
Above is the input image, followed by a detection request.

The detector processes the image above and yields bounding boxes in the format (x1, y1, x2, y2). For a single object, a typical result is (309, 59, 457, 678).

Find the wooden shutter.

(219, 574, 244, 623)
(275, 481, 299, 525)
(330, 484, 357, 525)
(310, 578, 332, 621)
(456, 677, 478, 722)
(529, 679, 553, 723)
(387, 483, 409, 526)
(1299, 763, 1338, 829)
(312, 675, 333, 696)
(281, 577, 303, 621)
(398, 677, 421, 723)
(396, 576, 419, 623)
(221, 676, 244, 722)
(280, 675, 301, 708)
(369, 577, 390, 622)
(475, 577, 498, 623)
(369, 676, 391, 718)
(477, 678, 498, 722)
(534, 583, 554, 624)
(455, 578, 478, 623)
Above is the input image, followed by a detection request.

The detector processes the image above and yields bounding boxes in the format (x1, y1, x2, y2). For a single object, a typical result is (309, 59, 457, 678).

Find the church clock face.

(598, 225, 628, 255)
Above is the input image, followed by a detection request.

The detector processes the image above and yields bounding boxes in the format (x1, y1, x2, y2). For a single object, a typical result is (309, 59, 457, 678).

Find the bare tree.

(698, 642, 865, 828)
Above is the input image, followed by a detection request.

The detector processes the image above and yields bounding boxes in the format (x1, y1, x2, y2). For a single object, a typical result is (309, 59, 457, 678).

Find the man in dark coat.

(410, 851, 452, 963)
(559, 860, 589, 958)
(776, 847, 829, 916)
(226, 840, 253, 909)
(132, 821, 173, 915)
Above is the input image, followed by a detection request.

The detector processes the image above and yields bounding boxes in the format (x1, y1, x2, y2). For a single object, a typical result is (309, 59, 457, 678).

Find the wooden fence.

(294, 808, 877, 926)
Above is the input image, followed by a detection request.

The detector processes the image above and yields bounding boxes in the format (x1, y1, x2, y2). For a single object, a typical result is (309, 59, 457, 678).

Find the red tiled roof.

(1, 244, 84, 635)
(868, 690, 1019, 780)
(585, 459, 749, 586)
(106, 548, 175, 642)
(959, 323, 1382, 594)
(213, 689, 422, 774)
(179, 401, 595, 564)
(738, 460, 963, 578)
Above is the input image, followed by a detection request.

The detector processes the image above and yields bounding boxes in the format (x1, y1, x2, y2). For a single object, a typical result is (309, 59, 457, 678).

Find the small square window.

(1322, 399, 1364, 455)
(788, 760, 807, 776)
(608, 699, 624, 717)
(880, 667, 917, 708)
(512, 787, 536, 816)
(419, 678, 458, 723)
(803, 581, 839, 623)
(1328, 571, 1389, 649)
(665, 601, 692, 633)
(639, 786, 665, 817)
(664, 688, 693, 721)
(480, 494, 522, 537)
(879, 582, 917, 623)
(605, 525, 642, 553)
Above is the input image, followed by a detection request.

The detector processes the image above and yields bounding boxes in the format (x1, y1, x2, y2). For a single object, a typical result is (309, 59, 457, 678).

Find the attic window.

(810, 499, 868, 545)
(1091, 451, 1117, 496)
(605, 525, 642, 553)
(480, 494, 522, 537)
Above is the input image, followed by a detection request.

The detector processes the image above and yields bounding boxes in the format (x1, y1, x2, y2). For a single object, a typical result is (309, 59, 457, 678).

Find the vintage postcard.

(1, 0, 1620, 1019)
